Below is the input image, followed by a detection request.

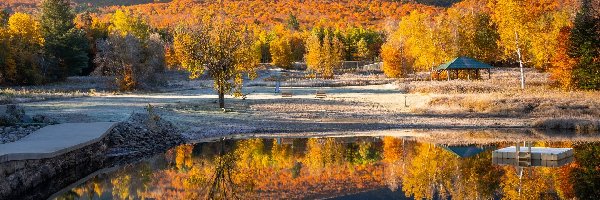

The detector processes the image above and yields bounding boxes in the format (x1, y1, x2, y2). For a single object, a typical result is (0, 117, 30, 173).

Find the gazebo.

(435, 56, 493, 80)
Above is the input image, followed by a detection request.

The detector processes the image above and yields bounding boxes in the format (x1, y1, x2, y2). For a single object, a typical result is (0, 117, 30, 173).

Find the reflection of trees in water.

(571, 142, 600, 199)
(206, 140, 239, 200)
(55, 139, 598, 200)
(381, 137, 503, 200)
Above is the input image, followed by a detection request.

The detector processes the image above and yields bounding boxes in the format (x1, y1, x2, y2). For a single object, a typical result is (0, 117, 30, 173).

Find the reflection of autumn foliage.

(57, 139, 594, 200)
(450, 152, 502, 199)
(402, 143, 457, 199)
(175, 144, 194, 171)
(111, 173, 131, 199)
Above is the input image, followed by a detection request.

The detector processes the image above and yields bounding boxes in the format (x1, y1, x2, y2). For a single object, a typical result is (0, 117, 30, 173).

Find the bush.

(93, 33, 166, 90)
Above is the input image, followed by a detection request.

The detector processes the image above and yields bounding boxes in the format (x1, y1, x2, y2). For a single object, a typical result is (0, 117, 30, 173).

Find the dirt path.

(15, 82, 538, 142)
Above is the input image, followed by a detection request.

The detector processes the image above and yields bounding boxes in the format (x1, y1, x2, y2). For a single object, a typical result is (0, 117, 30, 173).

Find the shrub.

(93, 33, 166, 90)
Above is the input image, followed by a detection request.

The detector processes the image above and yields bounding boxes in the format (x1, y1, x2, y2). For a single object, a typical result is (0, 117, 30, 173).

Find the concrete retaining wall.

(0, 137, 109, 200)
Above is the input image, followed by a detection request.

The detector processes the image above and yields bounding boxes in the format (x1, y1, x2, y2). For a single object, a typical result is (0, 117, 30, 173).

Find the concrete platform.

(0, 122, 117, 163)
(492, 146, 574, 160)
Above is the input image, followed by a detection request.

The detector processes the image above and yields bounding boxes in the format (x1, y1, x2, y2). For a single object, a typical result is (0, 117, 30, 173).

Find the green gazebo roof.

(436, 56, 493, 70)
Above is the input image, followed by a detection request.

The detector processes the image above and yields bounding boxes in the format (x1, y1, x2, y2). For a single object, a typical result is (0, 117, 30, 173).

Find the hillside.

(1, 0, 461, 28)
(99, 0, 465, 30)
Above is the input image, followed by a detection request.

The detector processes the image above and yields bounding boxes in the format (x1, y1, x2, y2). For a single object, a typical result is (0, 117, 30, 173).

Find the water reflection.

(53, 137, 600, 199)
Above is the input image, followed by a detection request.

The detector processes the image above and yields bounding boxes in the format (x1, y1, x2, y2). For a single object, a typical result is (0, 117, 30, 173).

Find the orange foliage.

(550, 27, 578, 90)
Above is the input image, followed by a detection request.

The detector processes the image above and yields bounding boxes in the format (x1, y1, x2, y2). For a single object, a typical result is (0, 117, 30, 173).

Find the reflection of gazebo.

(435, 56, 493, 80)
(439, 145, 487, 158)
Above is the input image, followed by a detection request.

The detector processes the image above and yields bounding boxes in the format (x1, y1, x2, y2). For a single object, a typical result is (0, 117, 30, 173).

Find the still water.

(52, 137, 600, 199)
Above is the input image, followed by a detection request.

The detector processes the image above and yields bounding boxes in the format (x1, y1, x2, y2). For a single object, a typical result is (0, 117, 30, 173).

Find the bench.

(315, 90, 327, 99)
(281, 91, 293, 97)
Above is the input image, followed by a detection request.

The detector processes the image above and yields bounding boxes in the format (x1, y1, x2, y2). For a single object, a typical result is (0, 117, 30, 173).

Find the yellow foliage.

(7, 13, 44, 45)
(305, 31, 343, 79)
(173, 17, 259, 103)
(270, 36, 293, 69)
(381, 40, 412, 78)
(109, 9, 150, 40)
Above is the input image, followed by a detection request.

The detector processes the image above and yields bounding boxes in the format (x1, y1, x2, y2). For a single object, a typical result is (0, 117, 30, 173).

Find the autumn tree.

(289, 32, 306, 62)
(305, 28, 343, 79)
(109, 9, 150, 40)
(75, 12, 109, 75)
(173, 18, 259, 108)
(381, 38, 413, 78)
(94, 33, 166, 90)
(355, 38, 370, 61)
(491, 0, 573, 89)
(93, 10, 164, 90)
(255, 30, 275, 63)
(0, 18, 8, 84)
(397, 10, 450, 72)
(270, 35, 293, 69)
(491, 0, 530, 89)
(40, 0, 89, 80)
(550, 27, 577, 90)
(0, 13, 45, 85)
(569, 0, 600, 90)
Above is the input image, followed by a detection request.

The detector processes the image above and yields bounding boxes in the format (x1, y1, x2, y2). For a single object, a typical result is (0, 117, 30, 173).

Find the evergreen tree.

(286, 13, 300, 31)
(569, 0, 600, 90)
(0, 9, 8, 26)
(40, 0, 89, 80)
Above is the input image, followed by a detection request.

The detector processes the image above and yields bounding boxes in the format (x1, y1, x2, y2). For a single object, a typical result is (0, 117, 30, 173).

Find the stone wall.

(0, 137, 108, 200)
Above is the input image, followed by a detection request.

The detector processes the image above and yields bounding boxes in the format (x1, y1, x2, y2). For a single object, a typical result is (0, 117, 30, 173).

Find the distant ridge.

(1, 0, 460, 13)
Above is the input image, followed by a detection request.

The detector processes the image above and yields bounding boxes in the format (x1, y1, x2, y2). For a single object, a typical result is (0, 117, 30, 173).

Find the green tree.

(40, 0, 89, 80)
(286, 13, 300, 31)
(0, 9, 8, 26)
(569, 0, 600, 90)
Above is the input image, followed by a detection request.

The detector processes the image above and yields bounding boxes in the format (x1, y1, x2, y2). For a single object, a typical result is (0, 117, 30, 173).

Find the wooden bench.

(315, 90, 327, 99)
(281, 91, 293, 97)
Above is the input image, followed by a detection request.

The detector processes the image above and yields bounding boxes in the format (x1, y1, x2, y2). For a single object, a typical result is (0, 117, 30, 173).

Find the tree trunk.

(515, 30, 525, 89)
(218, 91, 225, 109)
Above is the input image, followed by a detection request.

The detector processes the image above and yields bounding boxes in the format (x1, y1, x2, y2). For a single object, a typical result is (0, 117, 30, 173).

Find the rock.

(31, 115, 57, 124)
(106, 112, 185, 161)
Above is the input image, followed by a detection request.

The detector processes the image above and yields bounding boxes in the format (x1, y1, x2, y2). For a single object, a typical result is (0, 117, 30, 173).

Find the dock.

(492, 145, 574, 167)
(492, 146, 574, 160)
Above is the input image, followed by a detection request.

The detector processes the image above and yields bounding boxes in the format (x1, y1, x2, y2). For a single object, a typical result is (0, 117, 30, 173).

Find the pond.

(51, 137, 600, 199)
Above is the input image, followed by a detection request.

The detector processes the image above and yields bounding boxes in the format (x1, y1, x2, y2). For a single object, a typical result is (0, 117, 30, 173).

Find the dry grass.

(0, 88, 106, 105)
(248, 72, 394, 87)
(401, 68, 550, 94)
(533, 118, 600, 134)
(403, 68, 600, 125)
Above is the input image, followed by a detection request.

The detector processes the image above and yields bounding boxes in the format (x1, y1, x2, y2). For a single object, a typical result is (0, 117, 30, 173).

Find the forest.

(0, 0, 599, 94)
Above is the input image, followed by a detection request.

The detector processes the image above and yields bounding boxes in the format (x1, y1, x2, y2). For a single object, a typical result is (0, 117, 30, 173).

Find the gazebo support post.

(488, 68, 491, 79)
(467, 69, 471, 80)
(447, 70, 450, 81)
(456, 70, 459, 80)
